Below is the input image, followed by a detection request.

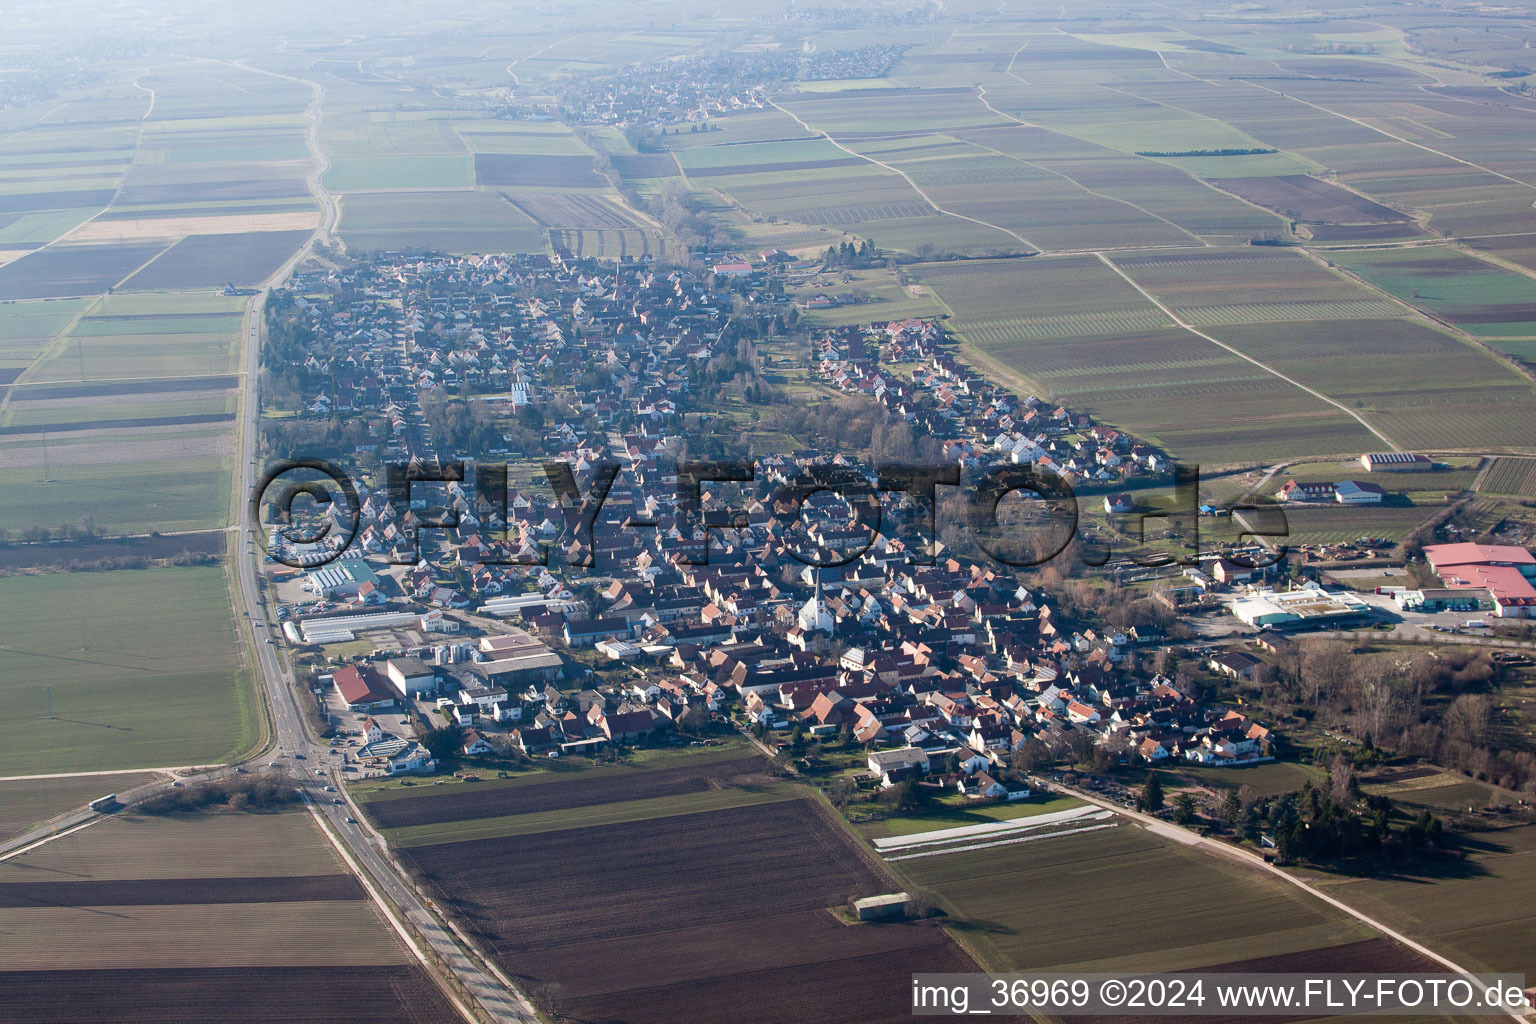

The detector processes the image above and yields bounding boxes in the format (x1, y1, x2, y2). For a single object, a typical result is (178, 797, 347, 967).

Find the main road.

(226, 69, 540, 1024)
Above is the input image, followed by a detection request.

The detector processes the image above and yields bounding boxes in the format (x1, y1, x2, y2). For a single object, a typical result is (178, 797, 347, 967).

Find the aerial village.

(258, 250, 1529, 797)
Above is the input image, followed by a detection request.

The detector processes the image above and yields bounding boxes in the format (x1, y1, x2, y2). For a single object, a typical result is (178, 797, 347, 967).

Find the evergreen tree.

(1141, 772, 1165, 812)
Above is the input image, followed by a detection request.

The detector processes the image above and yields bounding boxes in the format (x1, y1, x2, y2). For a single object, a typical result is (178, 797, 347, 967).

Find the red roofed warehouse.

(1423, 543, 1536, 617)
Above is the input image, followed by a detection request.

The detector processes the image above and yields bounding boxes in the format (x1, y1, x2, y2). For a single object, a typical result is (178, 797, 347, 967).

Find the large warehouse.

(1231, 588, 1372, 629)
(1422, 542, 1536, 618)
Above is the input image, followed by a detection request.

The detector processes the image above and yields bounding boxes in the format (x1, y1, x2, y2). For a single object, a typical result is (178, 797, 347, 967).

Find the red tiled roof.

(334, 665, 395, 706)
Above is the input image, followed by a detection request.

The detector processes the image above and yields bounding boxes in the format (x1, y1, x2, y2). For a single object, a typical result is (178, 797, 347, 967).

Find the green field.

(352, 739, 756, 801)
(0, 565, 259, 775)
(1332, 246, 1536, 359)
(0, 454, 234, 535)
(337, 189, 546, 253)
(323, 156, 474, 192)
(1307, 824, 1536, 975)
(894, 821, 1375, 973)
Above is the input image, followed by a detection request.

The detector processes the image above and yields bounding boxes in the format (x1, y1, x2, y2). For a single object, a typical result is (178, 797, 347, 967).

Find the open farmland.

(387, 748, 974, 1024)
(320, 110, 474, 191)
(1304, 824, 1536, 976)
(1208, 175, 1412, 225)
(890, 818, 1395, 976)
(1481, 457, 1536, 497)
(120, 230, 310, 289)
(337, 190, 546, 253)
(914, 257, 1382, 463)
(0, 243, 170, 300)
(1331, 247, 1536, 359)
(0, 773, 158, 846)
(0, 966, 460, 1024)
(0, 809, 459, 1022)
(359, 753, 769, 829)
(0, 566, 257, 775)
(0, 447, 234, 535)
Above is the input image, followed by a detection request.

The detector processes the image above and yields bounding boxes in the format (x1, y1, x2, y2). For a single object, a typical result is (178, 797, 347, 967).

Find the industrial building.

(1422, 542, 1536, 617)
(302, 559, 381, 599)
(1230, 587, 1372, 629)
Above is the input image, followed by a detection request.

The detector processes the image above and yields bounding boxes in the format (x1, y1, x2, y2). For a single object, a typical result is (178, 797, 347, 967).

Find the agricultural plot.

(1105, 251, 1536, 454)
(360, 754, 769, 830)
(1308, 824, 1536, 975)
(117, 166, 312, 207)
(1207, 175, 1410, 225)
(26, 325, 239, 382)
(892, 819, 1384, 975)
(119, 230, 310, 289)
(385, 747, 973, 1024)
(1272, 506, 1441, 546)
(0, 242, 170, 300)
(0, 966, 460, 1024)
(1331, 247, 1536, 359)
(0, 809, 457, 1023)
(0, 773, 158, 846)
(472, 153, 604, 188)
(0, 299, 90, 375)
(915, 257, 1383, 463)
(0, 450, 233, 534)
(0, 566, 258, 775)
(338, 190, 546, 254)
(779, 88, 1010, 135)
(321, 110, 473, 191)
(1481, 457, 1536, 497)
(405, 799, 972, 1024)
(1, 389, 235, 432)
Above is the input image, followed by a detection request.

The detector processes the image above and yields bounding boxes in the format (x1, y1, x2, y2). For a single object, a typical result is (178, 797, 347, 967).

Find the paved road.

(224, 73, 539, 1024)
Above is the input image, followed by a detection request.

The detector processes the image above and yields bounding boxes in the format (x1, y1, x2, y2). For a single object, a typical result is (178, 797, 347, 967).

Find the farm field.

(1481, 457, 1536, 497)
(337, 190, 546, 253)
(0, 809, 458, 1022)
(1306, 824, 1536, 975)
(891, 819, 1392, 976)
(0, 966, 460, 1024)
(0, 773, 158, 845)
(0, 242, 170, 300)
(0, 566, 258, 775)
(1331, 247, 1536, 359)
(388, 748, 975, 1024)
(913, 257, 1383, 463)
(119, 230, 310, 289)
(359, 753, 771, 829)
(0, 450, 235, 535)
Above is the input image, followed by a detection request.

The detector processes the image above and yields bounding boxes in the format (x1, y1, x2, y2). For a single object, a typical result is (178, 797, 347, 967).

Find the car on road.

(332, 798, 343, 805)
(268, 760, 279, 766)
(345, 817, 357, 824)
(314, 768, 326, 776)
(170, 781, 183, 787)
(323, 785, 335, 792)
(234, 767, 246, 773)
